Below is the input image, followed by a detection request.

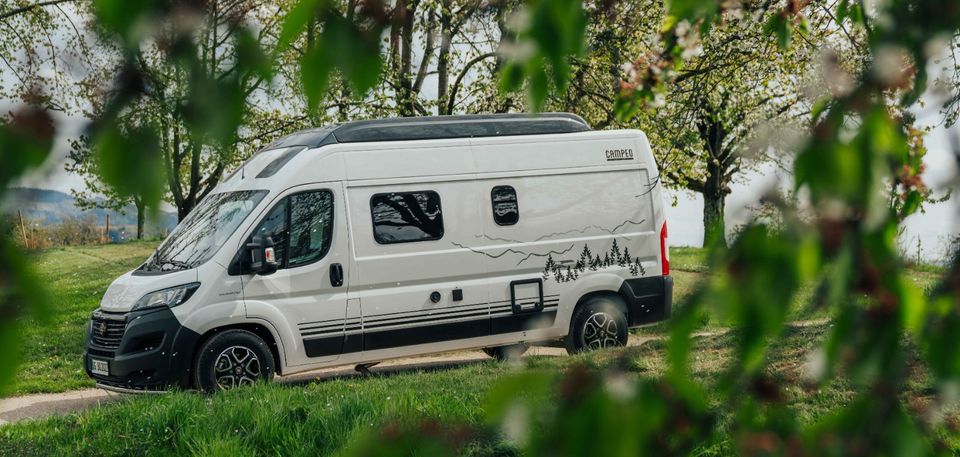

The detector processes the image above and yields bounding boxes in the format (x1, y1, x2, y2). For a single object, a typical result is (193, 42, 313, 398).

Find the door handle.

(329, 263, 344, 287)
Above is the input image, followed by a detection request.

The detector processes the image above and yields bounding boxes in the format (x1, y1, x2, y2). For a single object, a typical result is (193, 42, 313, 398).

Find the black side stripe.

(299, 316, 363, 328)
(297, 298, 559, 332)
(302, 310, 559, 357)
(363, 310, 557, 354)
(363, 309, 492, 330)
(300, 303, 559, 339)
(301, 325, 363, 338)
(299, 317, 362, 332)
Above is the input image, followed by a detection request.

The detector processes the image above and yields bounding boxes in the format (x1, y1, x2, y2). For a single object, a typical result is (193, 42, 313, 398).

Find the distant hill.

(3, 188, 178, 239)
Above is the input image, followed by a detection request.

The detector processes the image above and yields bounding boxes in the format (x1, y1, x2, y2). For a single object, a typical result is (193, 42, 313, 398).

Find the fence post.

(17, 210, 29, 249)
(105, 214, 110, 244)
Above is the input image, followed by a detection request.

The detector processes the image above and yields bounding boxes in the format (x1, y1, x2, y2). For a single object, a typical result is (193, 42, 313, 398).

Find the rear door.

(241, 183, 354, 365)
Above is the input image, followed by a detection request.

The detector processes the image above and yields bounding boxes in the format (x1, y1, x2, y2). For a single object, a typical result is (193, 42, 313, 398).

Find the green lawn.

(5, 242, 943, 398)
(2, 322, 955, 456)
(1, 243, 955, 455)
(8, 242, 158, 396)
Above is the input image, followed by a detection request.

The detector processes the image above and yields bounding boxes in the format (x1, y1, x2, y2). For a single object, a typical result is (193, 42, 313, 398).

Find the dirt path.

(1, 320, 831, 426)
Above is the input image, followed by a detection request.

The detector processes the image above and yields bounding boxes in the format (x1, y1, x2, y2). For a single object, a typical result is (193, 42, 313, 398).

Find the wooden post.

(105, 214, 110, 244)
(17, 210, 28, 249)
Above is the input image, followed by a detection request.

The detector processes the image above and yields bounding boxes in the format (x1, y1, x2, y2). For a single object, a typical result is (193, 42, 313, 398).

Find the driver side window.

(250, 190, 334, 269)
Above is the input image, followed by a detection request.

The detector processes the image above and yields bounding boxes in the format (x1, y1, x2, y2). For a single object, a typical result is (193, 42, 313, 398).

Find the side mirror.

(246, 235, 279, 276)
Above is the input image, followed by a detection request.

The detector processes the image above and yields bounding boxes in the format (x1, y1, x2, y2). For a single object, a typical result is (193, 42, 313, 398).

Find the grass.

(8, 242, 158, 396)
(5, 242, 944, 398)
(2, 322, 956, 455)
(1, 243, 955, 454)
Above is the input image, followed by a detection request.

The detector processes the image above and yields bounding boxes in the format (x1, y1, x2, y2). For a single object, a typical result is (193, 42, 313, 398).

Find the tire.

(482, 343, 529, 361)
(193, 329, 275, 392)
(565, 295, 629, 354)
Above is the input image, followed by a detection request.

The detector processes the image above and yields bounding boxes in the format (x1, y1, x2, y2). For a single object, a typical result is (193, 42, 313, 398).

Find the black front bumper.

(619, 275, 673, 326)
(84, 307, 201, 391)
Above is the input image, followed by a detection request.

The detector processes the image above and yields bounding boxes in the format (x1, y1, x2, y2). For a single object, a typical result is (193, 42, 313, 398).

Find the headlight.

(133, 283, 201, 311)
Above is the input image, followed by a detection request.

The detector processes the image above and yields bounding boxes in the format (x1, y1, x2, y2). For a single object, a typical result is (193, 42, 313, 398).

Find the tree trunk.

(135, 197, 145, 240)
(437, 0, 451, 114)
(702, 160, 727, 248)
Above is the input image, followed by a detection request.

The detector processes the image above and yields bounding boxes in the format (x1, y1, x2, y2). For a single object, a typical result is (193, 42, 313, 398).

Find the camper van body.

(84, 114, 672, 392)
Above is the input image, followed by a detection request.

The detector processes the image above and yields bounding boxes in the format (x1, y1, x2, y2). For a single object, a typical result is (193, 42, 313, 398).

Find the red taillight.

(660, 221, 669, 276)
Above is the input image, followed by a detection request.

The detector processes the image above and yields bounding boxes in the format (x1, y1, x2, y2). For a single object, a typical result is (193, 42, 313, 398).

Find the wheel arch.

(193, 321, 285, 375)
(572, 290, 629, 323)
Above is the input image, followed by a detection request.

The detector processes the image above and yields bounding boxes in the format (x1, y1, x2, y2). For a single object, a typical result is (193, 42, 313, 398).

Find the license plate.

(91, 359, 109, 376)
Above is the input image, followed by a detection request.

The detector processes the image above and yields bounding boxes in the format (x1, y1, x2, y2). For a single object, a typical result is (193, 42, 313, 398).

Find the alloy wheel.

(214, 346, 261, 389)
(582, 312, 620, 349)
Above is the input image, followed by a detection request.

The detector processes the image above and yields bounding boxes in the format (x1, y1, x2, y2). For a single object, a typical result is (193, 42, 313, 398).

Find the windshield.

(142, 190, 268, 272)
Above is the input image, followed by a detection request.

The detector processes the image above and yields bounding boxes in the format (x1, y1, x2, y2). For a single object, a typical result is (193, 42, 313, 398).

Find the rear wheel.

(565, 295, 628, 354)
(482, 343, 529, 361)
(193, 329, 275, 392)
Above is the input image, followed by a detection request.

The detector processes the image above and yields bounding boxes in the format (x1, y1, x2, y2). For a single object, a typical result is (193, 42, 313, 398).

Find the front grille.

(90, 313, 127, 349)
(87, 347, 116, 358)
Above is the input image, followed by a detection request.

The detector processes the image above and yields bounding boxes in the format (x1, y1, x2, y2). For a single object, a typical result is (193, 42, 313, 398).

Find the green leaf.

(901, 190, 922, 216)
(299, 10, 384, 109)
(236, 28, 273, 81)
(810, 95, 833, 121)
(665, 0, 719, 23)
(497, 0, 586, 111)
(94, 125, 164, 211)
(763, 14, 792, 49)
(300, 44, 333, 111)
(277, 0, 327, 50)
(899, 279, 925, 337)
(91, 0, 162, 43)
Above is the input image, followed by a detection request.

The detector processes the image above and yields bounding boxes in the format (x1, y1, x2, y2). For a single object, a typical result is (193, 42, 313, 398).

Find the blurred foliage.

(0, 106, 53, 395)
(0, 0, 958, 454)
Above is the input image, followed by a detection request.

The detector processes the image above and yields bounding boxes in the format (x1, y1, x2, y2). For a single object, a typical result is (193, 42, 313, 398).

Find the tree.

(626, 6, 829, 247)
(0, 0, 97, 112)
(127, 1, 297, 220)
(65, 135, 148, 239)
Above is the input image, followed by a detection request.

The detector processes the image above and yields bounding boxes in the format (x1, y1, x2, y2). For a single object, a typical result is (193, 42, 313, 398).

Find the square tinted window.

(248, 190, 334, 269)
(491, 186, 519, 226)
(370, 191, 444, 244)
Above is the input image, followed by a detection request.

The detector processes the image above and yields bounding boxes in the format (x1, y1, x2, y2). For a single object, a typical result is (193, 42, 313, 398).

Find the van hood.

(100, 269, 200, 312)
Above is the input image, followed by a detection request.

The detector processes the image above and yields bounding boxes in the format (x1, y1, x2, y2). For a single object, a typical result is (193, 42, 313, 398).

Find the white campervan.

(84, 113, 672, 392)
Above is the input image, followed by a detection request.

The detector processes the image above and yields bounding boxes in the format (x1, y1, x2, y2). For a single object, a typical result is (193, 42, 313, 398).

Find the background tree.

(65, 134, 149, 239)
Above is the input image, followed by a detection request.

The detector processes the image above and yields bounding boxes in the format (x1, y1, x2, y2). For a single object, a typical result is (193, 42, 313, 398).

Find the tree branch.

(0, 0, 78, 21)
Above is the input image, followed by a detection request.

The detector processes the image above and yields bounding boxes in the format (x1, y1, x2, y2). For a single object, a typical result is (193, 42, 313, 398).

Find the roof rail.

(264, 113, 591, 149)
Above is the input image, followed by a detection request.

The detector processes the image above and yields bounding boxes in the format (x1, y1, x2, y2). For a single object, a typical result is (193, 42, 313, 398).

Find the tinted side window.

(370, 191, 444, 244)
(249, 190, 334, 268)
(491, 186, 519, 225)
(288, 191, 334, 267)
(251, 199, 288, 265)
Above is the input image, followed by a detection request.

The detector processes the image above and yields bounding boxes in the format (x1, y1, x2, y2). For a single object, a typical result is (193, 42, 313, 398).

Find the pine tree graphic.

(553, 264, 564, 283)
(574, 259, 585, 273)
(590, 255, 601, 271)
(610, 239, 622, 265)
(543, 254, 555, 281)
(579, 245, 592, 265)
(603, 253, 611, 267)
(620, 247, 631, 267)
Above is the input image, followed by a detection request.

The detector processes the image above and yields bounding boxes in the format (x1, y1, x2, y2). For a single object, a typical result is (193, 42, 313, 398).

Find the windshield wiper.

(142, 254, 191, 272)
(158, 259, 192, 271)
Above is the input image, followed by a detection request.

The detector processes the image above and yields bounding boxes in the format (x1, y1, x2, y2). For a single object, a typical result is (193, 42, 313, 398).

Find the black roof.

(264, 113, 591, 149)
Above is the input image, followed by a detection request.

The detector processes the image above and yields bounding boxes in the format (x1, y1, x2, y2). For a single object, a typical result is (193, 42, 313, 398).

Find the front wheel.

(565, 296, 629, 354)
(193, 329, 275, 392)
